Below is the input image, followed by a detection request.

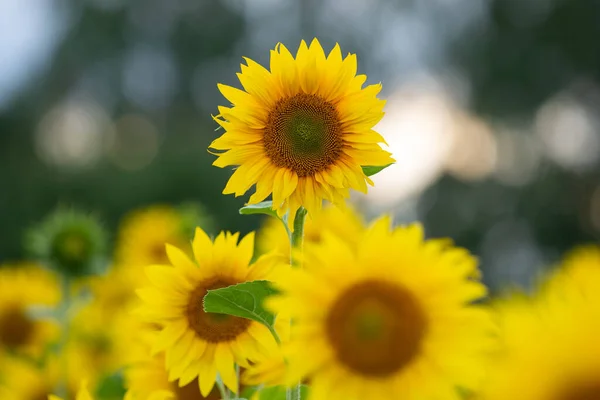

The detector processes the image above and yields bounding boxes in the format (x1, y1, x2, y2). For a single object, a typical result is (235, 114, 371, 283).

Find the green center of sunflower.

(186, 277, 252, 343)
(0, 306, 36, 348)
(556, 381, 600, 400)
(326, 280, 428, 378)
(51, 230, 93, 274)
(264, 93, 343, 177)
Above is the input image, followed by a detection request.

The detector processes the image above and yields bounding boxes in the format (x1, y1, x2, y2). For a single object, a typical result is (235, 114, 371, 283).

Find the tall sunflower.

(135, 227, 279, 396)
(0, 263, 60, 358)
(479, 245, 600, 400)
(210, 39, 393, 224)
(267, 216, 494, 400)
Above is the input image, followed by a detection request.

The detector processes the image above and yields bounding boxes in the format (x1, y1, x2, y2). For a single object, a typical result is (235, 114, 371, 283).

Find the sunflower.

(135, 227, 279, 396)
(479, 245, 600, 400)
(241, 312, 292, 389)
(267, 216, 494, 400)
(115, 205, 194, 268)
(49, 381, 93, 400)
(0, 263, 60, 358)
(0, 356, 58, 400)
(210, 39, 393, 224)
(256, 204, 365, 256)
(125, 331, 221, 400)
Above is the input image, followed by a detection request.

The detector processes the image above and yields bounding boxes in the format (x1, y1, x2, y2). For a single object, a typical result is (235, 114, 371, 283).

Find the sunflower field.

(1, 2, 600, 400)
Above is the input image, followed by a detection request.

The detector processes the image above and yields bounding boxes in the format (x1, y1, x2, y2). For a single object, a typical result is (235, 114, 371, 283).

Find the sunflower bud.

(26, 208, 108, 278)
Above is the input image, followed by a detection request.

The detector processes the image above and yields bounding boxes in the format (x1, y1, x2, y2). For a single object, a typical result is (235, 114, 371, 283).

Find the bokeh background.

(1, 0, 599, 292)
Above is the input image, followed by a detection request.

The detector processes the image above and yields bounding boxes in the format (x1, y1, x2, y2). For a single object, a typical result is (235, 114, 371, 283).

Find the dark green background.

(1, 0, 599, 292)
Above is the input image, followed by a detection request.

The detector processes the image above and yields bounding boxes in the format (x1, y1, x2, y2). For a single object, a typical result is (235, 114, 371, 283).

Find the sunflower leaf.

(239, 201, 278, 218)
(203, 280, 280, 340)
(362, 163, 393, 176)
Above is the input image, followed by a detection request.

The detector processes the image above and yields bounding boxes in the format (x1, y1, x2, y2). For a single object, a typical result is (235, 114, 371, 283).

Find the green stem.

(291, 207, 307, 267)
(216, 375, 230, 400)
(268, 323, 281, 345)
(287, 207, 307, 400)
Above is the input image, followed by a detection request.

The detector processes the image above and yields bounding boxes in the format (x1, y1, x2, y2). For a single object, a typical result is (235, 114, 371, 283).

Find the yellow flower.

(479, 245, 600, 400)
(115, 205, 193, 268)
(241, 313, 292, 388)
(0, 356, 58, 400)
(68, 302, 147, 386)
(267, 216, 493, 400)
(257, 204, 365, 256)
(135, 228, 279, 396)
(210, 39, 393, 224)
(125, 332, 221, 400)
(49, 381, 94, 400)
(0, 263, 60, 358)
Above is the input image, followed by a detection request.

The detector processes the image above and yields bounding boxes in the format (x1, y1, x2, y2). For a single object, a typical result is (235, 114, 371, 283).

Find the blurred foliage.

(0, 0, 599, 293)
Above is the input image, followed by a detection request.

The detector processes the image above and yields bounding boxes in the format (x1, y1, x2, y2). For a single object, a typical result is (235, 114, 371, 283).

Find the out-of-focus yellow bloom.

(0, 356, 58, 400)
(241, 312, 291, 389)
(479, 245, 600, 400)
(267, 216, 494, 400)
(115, 206, 193, 269)
(210, 39, 393, 226)
(256, 205, 365, 257)
(68, 302, 149, 388)
(48, 381, 94, 400)
(0, 262, 60, 358)
(135, 227, 279, 397)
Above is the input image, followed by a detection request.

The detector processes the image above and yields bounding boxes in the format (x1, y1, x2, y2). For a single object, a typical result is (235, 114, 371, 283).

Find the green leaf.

(95, 371, 126, 400)
(239, 201, 278, 218)
(362, 163, 393, 176)
(203, 280, 279, 337)
(258, 385, 310, 400)
(240, 385, 259, 400)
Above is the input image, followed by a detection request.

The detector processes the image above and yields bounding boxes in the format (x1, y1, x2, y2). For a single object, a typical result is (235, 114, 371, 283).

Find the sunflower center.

(186, 277, 252, 343)
(326, 280, 428, 378)
(556, 380, 600, 400)
(172, 378, 220, 400)
(264, 93, 343, 177)
(0, 306, 36, 348)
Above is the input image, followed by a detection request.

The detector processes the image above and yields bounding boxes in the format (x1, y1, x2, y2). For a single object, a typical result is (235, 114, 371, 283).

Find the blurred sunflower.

(210, 39, 393, 225)
(68, 302, 148, 385)
(241, 312, 291, 389)
(135, 227, 279, 396)
(115, 205, 195, 269)
(49, 381, 93, 400)
(0, 263, 60, 358)
(267, 216, 494, 400)
(256, 204, 364, 256)
(0, 355, 59, 400)
(479, 245, 600, 400)
(27, 209, 108, 277)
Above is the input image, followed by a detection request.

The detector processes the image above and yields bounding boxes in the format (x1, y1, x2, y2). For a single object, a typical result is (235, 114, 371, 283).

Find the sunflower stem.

(216, 375, 230, 400)
(287, 207, 307, 400)
(291, 207, 307, 267)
